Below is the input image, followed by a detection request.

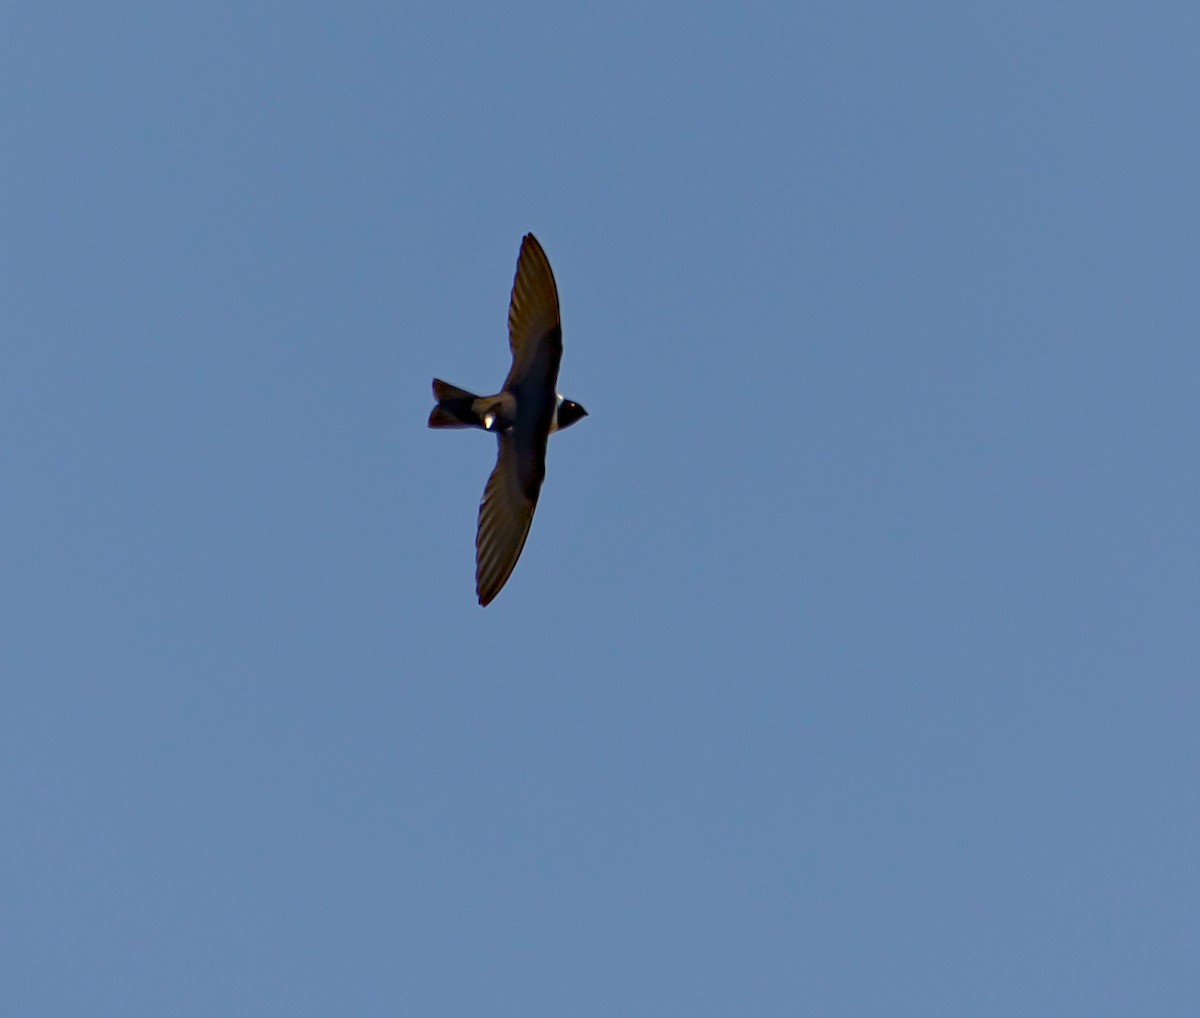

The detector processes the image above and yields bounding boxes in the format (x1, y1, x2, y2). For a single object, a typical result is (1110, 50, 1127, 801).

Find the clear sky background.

(2, 3, 1197, 1015)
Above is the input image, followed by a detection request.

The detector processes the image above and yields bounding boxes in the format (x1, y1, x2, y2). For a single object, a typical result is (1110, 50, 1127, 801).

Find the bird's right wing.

(503, 233, 562, 393)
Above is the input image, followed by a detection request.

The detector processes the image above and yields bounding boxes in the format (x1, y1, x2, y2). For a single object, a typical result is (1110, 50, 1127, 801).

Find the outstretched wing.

(475, 430, 547, 606)
(503, 233, 562, 393)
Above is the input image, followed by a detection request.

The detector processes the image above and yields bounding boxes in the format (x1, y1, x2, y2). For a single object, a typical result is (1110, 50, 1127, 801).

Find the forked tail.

(428, 378, 481, 428)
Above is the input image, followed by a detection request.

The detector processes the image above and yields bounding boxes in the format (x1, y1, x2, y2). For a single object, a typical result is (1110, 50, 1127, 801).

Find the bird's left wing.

(475, 430, 547, 606)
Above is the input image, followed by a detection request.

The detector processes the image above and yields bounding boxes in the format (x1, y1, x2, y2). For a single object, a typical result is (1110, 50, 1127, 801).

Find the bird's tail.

(428, 378, 481, 428)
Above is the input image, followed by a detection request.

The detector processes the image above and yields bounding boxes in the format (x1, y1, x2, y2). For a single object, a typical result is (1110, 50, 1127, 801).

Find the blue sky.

(2, 3, 1197, 1015)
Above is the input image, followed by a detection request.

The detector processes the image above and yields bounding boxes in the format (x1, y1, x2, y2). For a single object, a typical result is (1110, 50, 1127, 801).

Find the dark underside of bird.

(427, 233, 587, 606)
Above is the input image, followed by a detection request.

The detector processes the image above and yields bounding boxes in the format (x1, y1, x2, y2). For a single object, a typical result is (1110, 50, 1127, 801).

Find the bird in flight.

(428, 233, 588, 606)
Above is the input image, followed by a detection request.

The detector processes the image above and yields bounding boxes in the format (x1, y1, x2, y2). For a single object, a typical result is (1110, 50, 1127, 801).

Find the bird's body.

(428, 234, 587, 606)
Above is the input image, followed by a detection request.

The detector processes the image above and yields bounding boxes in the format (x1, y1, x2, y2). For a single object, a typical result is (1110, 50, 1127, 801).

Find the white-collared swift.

(428, 233, 588, 606)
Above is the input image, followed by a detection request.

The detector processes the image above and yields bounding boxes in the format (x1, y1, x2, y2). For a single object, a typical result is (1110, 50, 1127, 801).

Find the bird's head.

(555, 398, 588, 432)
